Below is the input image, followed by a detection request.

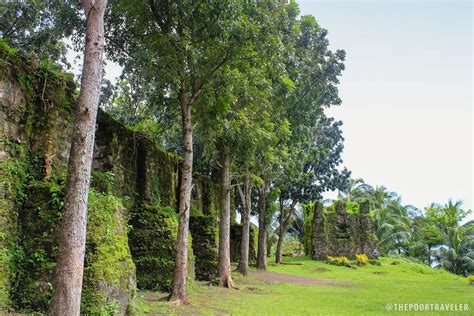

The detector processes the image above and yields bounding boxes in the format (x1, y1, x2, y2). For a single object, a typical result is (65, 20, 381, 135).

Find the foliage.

(281, 239, 304, 256)
(355, 254, 369, 266)
(346, 201, 360, 215)
(0, 0, 81, 65)
(327, 256, 352, 267)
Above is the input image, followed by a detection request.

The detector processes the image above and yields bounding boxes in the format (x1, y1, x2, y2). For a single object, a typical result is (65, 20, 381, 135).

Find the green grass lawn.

(140, 256, 473, 315)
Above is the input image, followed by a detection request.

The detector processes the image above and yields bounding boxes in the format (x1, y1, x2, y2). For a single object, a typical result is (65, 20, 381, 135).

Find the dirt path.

(248, 271, 342, 285)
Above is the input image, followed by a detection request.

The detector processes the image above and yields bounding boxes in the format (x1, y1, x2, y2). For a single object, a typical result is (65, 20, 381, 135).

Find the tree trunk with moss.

(257, 186, 266, 270)
(169, 92, 193, 304)
(47, 1, 107, 315)
(218, 144, 234, 287)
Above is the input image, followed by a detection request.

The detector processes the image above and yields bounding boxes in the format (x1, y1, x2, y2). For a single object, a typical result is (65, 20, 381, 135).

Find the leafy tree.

(105, 0, 284, 299)
(426, 200, 473, 275)
(0, 1, 81, 64)
(264, 5, 348, 264)
(409, 216, 445, 264)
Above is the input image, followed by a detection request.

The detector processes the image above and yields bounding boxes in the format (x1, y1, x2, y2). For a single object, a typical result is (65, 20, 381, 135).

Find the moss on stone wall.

(6, 173, 136, 314)
(128, 204, 178, 291)
(189, 213, 219, 282)
(1, 42, 136, 314)
(303, 202, 319, 256)
(82, 190, 136, 316)
(312, 200, 379, 261)
(0, 40, 203, 313)
(129, 204, 194, 292)
(230, 223, 257, 263)
(94, 111, 179, 209)
(0, 141, 28, 309)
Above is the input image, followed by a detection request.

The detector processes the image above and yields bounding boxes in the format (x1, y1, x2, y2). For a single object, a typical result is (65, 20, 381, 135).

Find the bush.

(282, 239, 304, 257)
(468, 275, 474, 284)
(355, 254, 368, 266)
(327, 256, 352, 267)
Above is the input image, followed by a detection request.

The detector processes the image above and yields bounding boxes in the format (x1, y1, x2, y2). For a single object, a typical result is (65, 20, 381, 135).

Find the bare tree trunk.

(275, 196, 285, 264)
(275, 221, 286, 264)
(169, 93, 193, 305)
(256, 186, 266, 270)
(218, 143, 234, 287)
(237, 171, 251, 275)
(275, 198, 296, 264)
(47, 2, 106, 315)
(266, 231, 272, 257)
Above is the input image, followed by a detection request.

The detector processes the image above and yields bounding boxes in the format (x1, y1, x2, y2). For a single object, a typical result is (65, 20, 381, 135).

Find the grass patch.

(141, 256, 473, 315)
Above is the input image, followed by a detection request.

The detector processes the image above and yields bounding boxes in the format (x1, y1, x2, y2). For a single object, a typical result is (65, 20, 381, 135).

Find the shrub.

(327, 256, 352, 267)
(282, 239, 304, 257)
(468, 275, 474, 285)
(346, 202, 360, 215)
(355, 254, 369, 266)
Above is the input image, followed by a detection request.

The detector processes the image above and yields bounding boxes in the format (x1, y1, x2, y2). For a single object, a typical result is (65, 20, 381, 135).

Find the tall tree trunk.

(257, 186, 267, 270)
(275, 221, 286, 264)
(237, 171, 251, 275)
(266, 231, 272, 257)
(427, 244, 431, 265)
(218, 144, 234, 287)
(47, 1, 107, 315)
(169, 93, 193, 304)
(275, 198, 296, 264)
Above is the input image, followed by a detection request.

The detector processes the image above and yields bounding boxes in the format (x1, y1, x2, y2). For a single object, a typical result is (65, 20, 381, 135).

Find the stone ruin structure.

(311, 200, 379, 260)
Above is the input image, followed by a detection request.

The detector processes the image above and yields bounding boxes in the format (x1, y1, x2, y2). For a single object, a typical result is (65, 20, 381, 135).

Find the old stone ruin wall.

(0, 43, 228, 314)
(310, 200, 379, 260)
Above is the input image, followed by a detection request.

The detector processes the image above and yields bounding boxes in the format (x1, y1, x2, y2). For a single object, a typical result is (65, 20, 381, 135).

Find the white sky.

(68, 1, 473, 219)
(298, 0, 473, 218)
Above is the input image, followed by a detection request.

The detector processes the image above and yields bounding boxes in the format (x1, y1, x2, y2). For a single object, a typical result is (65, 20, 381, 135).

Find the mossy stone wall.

(230, 223, 257, 263)
(0, 40, 204, 314)
(189, 214, 219, 282)
(312, 199, 379, 260)
(0, 43, 137, 314)
(128, 205, 178, 291)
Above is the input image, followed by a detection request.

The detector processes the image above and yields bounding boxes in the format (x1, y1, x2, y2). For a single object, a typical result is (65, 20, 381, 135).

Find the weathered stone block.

(312, 200, 379, 260)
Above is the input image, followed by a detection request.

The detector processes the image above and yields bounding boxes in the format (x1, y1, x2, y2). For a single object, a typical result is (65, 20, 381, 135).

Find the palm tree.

(371, 185, 397, 211)
(432, 226, 474, 276)
(375, 199, 412, 254)
(339, 178, 373, 202)
(427, 200, 473, 276)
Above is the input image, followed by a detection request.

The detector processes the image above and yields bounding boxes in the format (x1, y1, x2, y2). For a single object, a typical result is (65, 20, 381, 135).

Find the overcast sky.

(73, 0, 473, 218)
(297, 0, 473, 217)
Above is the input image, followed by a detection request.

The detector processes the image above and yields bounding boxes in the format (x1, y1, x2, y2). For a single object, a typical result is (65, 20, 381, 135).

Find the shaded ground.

(247, 270, 341, 285)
